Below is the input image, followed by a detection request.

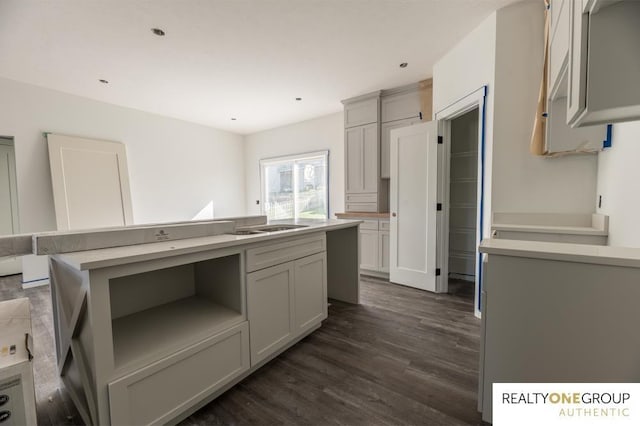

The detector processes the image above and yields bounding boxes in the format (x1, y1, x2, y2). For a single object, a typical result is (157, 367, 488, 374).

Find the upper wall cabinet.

(380, 82, 432, 179)
(344, 94, 380, 128)
(545, 0, 607, 154)
(341, 81, 432, 212)
(567, 0, 640, 127)
(548, 0, 570, 96)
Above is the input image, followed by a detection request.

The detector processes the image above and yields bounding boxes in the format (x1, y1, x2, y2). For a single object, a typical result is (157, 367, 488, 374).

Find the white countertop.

(479, 238, 640, 268)
(54, 219, 361, 271)
(491, 223, 607, 236)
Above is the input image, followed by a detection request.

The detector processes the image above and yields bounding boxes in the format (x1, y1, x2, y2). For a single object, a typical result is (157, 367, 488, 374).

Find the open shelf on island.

(108, 253, 244, 370)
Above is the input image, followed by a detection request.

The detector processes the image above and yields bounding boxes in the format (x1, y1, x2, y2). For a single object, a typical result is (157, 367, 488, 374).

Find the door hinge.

(437, 135, 443, 144)
(435, 268, 441, 276)
(419, 111, 423, 120)
(436, 203, 442, 211)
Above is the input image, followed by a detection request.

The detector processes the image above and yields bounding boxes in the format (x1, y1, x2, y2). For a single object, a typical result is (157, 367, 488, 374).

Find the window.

(260, 151, 329, 220)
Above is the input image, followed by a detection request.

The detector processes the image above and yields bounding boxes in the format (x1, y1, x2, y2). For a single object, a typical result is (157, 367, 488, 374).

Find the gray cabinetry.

(567, 0, 640, 126)
(545, 0, 607, 154)
(342, 82, 432, 212)
(345, 123, 379, 195)
(343, 91, 385, 213)
(246, 234, 327, 366)
(357, 219, 390, 276)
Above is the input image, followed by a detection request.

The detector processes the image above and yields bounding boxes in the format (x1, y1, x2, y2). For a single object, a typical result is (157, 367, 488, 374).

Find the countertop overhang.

(54, 219, 361, 271)
(479, 238, 640, 268)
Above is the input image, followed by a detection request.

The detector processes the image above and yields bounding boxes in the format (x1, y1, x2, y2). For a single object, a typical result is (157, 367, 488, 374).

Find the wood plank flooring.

(0, 274, 483, 425)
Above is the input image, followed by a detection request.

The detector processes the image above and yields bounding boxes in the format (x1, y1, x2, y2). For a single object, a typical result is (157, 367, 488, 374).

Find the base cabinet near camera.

(246, 244, 327, 365)
(335, 216, 390, 277)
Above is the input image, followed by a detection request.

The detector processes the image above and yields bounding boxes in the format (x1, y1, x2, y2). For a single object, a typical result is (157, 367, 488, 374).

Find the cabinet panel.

(346, 202, 377, 213)
(345, 127, 364, 193)
(380, 117, 421, 179)
(247, 263, 295, 365)
(108, 322, 249, 426)
(362, 124, 379, 193)
(293, 253, 328, 335)
(549, 0, 570, 95)
(568, 0, 640, 126)
(346, 193, 377, 204)
(360, 220, 379, 231)
(360, 229, 379, 271)
(379, 231, 390, 273)
(381, 90, 421, 123)
(344, 97, 379, 128)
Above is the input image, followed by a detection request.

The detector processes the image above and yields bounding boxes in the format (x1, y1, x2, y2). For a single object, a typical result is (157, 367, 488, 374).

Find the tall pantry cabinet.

(341, 81, 432, 214)
(343, 93, 386, 213)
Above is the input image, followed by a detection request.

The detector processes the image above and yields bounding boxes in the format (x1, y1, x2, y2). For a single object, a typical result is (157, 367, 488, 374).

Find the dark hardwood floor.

(0, 274, 482, 425)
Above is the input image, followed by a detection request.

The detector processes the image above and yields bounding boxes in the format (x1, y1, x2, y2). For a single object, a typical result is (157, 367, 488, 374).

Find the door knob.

(392, 212, 397, 217)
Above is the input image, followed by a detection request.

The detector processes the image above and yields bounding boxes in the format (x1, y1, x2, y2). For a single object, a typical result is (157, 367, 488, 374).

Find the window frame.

(259, 150, 330, 220)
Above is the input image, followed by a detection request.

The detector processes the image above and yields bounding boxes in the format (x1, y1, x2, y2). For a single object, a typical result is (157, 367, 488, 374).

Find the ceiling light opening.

(231, 118, 237, 121)
(295, 97, 302, 101)
(399, 62, 408, 68)
(151, 28, 166, 36)
(99, 79, 109, 84)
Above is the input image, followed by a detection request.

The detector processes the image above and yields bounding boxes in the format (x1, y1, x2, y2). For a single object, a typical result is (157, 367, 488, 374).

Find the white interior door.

(47, 134, 134, 231)
(389, 121, 438, 292)
(0, 141, 21, 276)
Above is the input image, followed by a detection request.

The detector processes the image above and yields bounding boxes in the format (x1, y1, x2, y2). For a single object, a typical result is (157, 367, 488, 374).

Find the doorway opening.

(446, 109, 479, 299)
(435, 86, 487, 317)
(0, 136, 21, 276)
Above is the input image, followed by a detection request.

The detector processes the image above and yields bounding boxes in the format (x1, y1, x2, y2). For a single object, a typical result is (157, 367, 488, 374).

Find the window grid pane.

(261, 152, 328, 220)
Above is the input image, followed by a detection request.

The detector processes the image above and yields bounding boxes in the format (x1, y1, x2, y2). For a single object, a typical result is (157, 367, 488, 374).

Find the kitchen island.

(43, 217, 360, 425)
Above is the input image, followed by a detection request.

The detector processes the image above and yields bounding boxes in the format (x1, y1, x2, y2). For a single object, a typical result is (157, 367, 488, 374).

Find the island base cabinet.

(294, 252, 328, 335)
(108, 322, 249, 426)
(247, 252, 328, 366)
(247, 263, 296, 366)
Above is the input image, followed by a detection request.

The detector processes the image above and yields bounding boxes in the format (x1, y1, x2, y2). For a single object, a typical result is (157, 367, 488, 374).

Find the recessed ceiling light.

(399, 62, 408, 68)
(151, 28, 166, 36)
(231, 118, 237, 121)
(295, 97, 302, 101)
(99, 79, 109, 84)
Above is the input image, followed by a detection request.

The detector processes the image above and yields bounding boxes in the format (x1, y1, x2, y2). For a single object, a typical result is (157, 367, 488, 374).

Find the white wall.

(492, 1, 597, 215)
(596, 122, 640, 247)
(243, 113, 344, 218)
(0, 77, 246, 280)
(434, 1, 598, 242)
(433, 12, 497, 238)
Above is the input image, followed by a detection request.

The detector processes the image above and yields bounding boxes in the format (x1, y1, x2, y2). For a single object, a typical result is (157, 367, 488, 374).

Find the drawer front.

(344, 97, 379, 128)
(108, 322, 249, 426)
(246, 233, 326, 272)
(346, 193, 377, 203)
(360, 220, 379, 231)
(379, 220, 390, 231)
(346, 202, 377, 213)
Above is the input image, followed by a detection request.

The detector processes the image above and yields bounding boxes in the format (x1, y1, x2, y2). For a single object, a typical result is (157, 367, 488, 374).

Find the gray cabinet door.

(345, 123, 379, 194)
(379, 230, 390, 273)
(360, 229, 379, 271)
(344, 97, 379, 128)
(247, 262, 295, 365)
(380, 117, 422, 179)
(293, 252, 327, 336)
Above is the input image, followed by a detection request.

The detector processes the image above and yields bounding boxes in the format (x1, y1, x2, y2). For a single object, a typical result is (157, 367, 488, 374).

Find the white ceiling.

(0, 0, 519, 135)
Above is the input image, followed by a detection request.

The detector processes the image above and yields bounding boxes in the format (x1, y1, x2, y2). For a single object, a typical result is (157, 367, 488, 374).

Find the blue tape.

(603, 124, 613, 149)
(478, 86, 488, 313)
